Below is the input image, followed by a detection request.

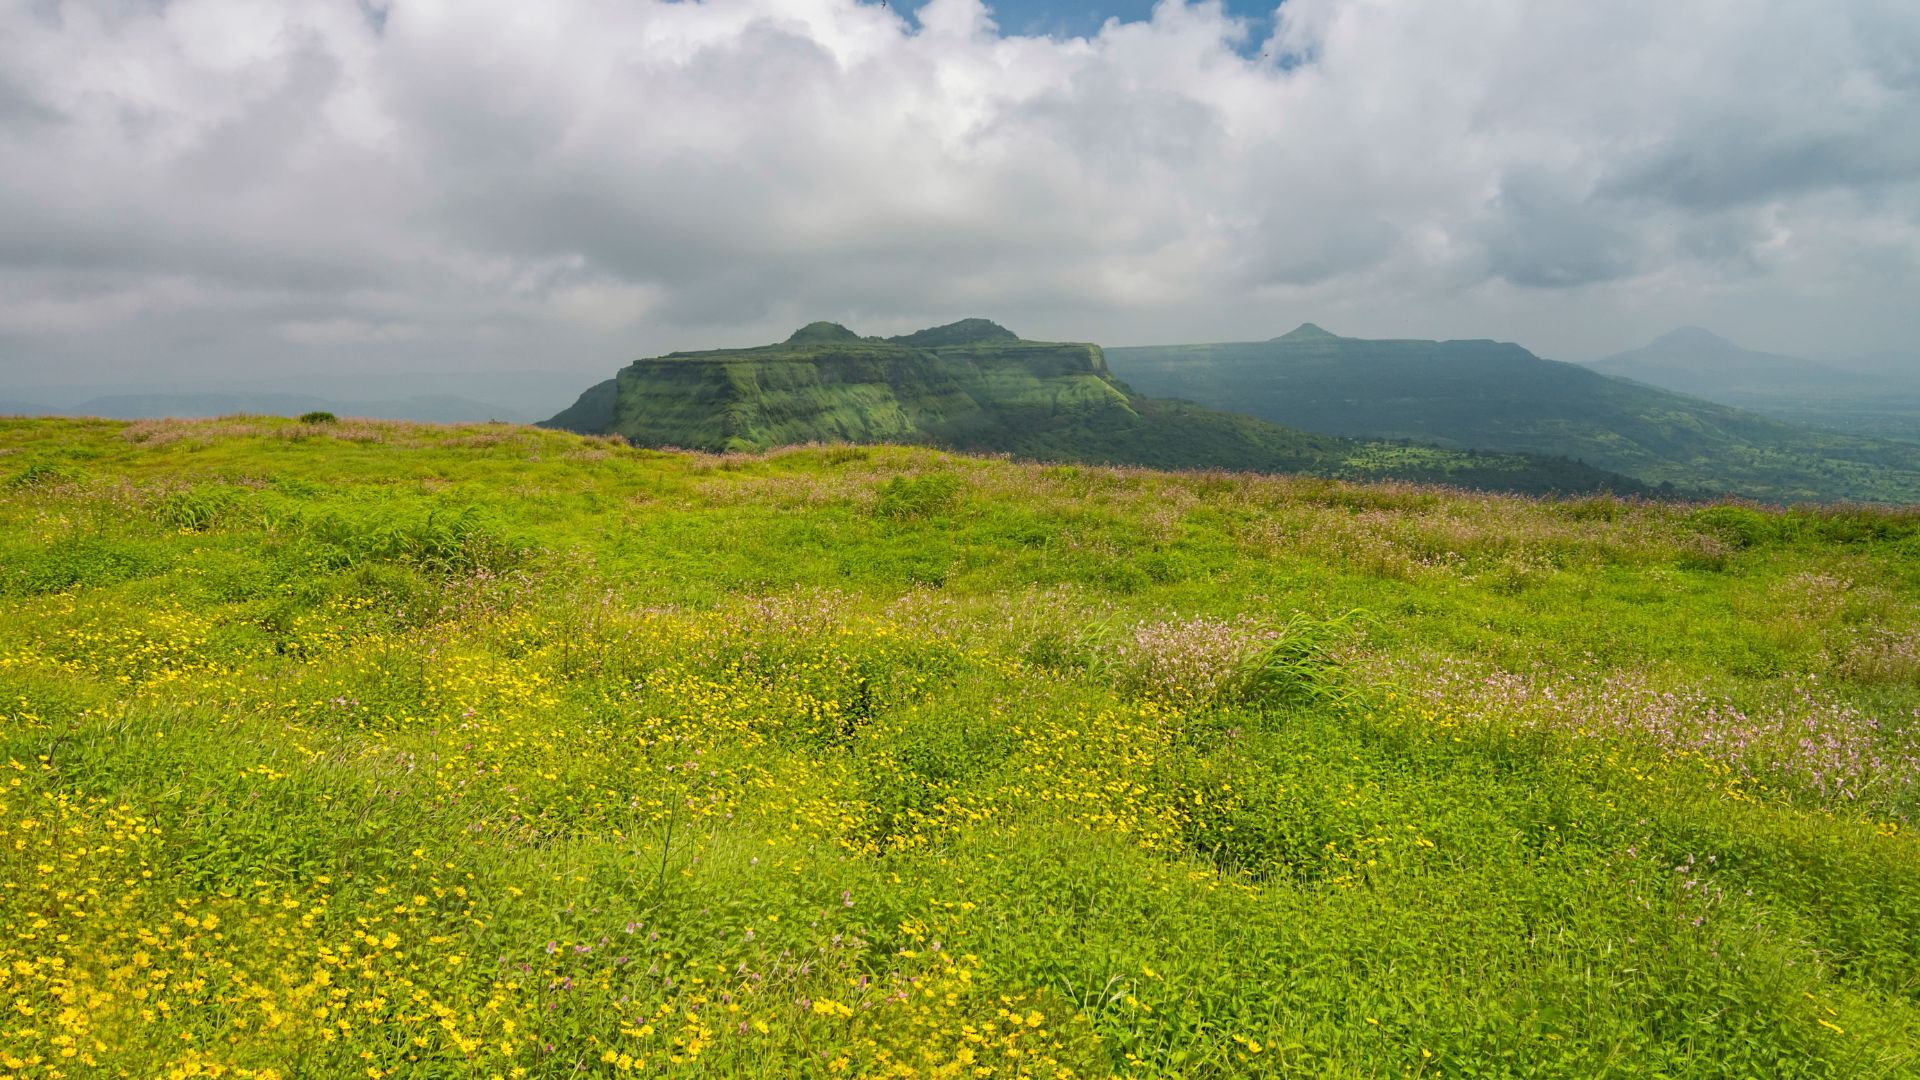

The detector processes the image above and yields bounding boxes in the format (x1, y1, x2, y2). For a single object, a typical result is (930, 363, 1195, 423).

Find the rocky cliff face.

(546, 320, 1132, 452)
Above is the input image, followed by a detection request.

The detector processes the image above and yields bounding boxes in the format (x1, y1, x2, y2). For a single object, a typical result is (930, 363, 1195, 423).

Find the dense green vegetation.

(1735, 394, 1920, 445)
(985, 397, 1643, 496)
(1107, 326, 1920, 503)
(545, 321, 1646, 496)
(3, 415, 1918, 1077)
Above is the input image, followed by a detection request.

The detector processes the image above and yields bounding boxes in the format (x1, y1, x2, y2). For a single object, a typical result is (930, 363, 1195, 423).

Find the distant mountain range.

(13, 319, 1913, 504)
(1582, 328, 1920, 442)
(542, 319, 1648, 496)
(0, 369, 610, 425)
(1590, 327, 1864, 395)
(1106, 325, 1920, 504)
(0, 391, 536, 424)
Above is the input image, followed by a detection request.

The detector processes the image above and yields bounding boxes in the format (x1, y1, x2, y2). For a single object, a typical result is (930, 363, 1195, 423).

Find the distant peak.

(1652, 326, 1735, 349)
(890, 318, 1020, 347)
(1274, 323, 1339, 343)
(786, 321, 863, 344)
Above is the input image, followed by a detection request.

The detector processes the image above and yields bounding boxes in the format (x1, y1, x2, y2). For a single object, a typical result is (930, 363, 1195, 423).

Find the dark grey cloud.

(1, 0, 1917, 390)
(0, 71, 63, 129)
(1482, 171, 1639, 289)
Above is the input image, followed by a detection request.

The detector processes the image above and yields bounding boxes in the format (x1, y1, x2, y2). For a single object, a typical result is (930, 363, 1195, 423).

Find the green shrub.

(1690, 505, 1777, 548)
(873, 472, 962, 519)
(156, 485, 246, 532)
(297, 505, 525, 574)
(1796, 507, 1920, 544)
(7, 461, 84, 488)
(1228, 610, 1364, 711)
(298, 410, 337, 424)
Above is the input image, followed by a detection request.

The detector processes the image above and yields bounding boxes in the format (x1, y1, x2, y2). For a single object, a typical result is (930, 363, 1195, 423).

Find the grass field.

(2, 416, 1918, 1078)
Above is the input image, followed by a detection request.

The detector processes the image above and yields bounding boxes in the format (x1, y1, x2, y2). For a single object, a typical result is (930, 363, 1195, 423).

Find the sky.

(2, 0, 1918, 392)
(955, 0, 1266, 39)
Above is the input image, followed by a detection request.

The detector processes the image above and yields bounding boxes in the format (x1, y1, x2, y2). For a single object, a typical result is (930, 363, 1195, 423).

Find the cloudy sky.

(2, 0, 1918, 392)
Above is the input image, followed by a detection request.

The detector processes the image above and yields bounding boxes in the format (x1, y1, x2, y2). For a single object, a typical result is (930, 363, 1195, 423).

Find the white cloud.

(0, 0, 1915, 387)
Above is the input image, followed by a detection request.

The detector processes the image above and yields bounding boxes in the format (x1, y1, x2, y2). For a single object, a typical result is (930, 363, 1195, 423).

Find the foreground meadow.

(1, 416, 1917, 1078)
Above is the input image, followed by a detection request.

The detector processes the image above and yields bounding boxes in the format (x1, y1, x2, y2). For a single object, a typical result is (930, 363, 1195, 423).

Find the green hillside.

(545, 320, 1648, 496)
(1107, 326, 1920, 503)
(544, 320, 1130, 451)
(4, 416, 1918, 1076)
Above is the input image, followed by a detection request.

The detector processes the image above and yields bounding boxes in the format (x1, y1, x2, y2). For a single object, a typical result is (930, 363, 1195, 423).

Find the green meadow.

(2, 415, 1917, 1078)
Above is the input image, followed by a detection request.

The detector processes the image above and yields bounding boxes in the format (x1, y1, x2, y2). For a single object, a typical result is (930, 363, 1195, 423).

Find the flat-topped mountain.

(543, 320, 1649, 495)
(1106, 326, 1920, 503)
(546, 319, 1129, 453)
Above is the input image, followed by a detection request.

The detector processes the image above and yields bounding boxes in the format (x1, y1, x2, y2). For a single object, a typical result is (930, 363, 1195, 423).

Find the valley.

(1107, 326, 1920, 503)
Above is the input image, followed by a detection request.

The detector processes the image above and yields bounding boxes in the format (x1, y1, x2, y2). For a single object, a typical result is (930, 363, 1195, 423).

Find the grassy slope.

(1106, 334, 1920, 503)
(5, 416, 1917, 1077)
